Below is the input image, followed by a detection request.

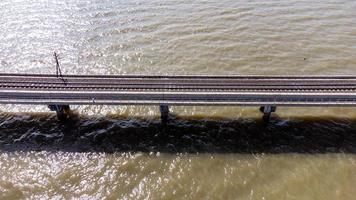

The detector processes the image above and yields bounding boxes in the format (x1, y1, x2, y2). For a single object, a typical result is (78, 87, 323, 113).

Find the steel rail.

(3, 84, 356, 92)
(4, 79, 356, 84)
(3, 73, 356, 79)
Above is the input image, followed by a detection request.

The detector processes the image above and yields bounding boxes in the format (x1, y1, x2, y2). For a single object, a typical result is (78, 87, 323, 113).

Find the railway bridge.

(1, 73, 356, 123)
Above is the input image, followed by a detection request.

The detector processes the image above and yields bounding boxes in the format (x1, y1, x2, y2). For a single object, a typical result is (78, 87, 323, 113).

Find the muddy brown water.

(1, 0, 356, 199)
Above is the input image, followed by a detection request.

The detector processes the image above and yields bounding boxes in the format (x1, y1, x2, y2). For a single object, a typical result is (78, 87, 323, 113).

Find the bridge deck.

(1, 73, 356, 106)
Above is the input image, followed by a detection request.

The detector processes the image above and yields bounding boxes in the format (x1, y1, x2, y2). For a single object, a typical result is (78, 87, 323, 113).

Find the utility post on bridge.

(49, 52, 71, 121)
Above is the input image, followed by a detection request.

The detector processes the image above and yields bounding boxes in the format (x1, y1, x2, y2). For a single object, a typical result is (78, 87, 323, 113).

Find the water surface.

(1, 0, 356, 199)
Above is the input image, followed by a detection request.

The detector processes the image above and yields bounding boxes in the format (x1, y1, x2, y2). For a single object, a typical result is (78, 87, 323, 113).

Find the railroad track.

(2, 73, 356, 121)
(1, 74, 356, 106)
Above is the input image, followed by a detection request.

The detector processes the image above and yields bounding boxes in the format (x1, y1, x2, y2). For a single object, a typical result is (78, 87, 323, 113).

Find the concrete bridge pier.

(159, 105, 169, 124)
(259, 106, 276, 122)
(48, 105, 71, 121)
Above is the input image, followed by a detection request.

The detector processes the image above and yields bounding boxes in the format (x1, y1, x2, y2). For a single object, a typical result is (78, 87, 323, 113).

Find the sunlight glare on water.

(1, 152, 356, 199)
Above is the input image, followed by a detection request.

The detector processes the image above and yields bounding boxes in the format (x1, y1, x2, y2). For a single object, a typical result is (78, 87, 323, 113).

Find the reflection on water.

(1, 0, 356, 199)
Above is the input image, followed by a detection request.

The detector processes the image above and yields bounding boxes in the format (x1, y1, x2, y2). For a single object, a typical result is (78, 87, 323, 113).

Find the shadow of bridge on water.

(0, 112, 356, 154)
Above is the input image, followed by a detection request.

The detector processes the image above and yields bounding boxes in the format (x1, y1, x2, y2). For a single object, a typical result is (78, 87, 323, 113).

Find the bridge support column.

(259, 106, 276, 122)
(159, 105, 169, 124)
(48, 105, 70, 121)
